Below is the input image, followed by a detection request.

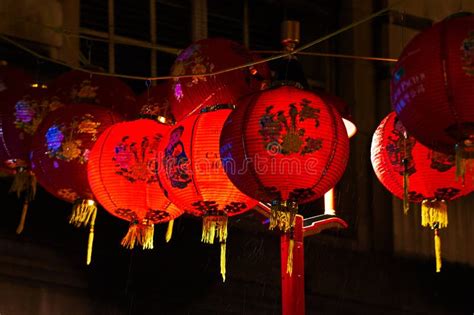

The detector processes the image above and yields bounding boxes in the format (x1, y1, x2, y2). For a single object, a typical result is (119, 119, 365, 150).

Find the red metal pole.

(281, 215, 305, 315)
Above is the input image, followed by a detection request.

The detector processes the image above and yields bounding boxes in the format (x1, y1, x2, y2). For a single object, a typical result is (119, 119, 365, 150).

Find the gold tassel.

(201, 214, 228, 244)
(69, 199, 97, 228)
(434, 228, 442, 273)
(269, 201, 298, 233)
(121, 222, 154, 250)
(165, 220, 174, 243)
(421, 199, 448, 229)
(403, 163, 410, 214)
(86, 207, 97, 265)
(16, 200, 29, 234)
(286, 238, 294, 276)
(220, 242, 226, 282)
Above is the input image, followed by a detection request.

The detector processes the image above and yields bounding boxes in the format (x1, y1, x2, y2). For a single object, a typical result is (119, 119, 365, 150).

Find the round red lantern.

(158, 107, 258, 281)
(168, 38, 270, 121)
(137, 82, 173, 122)
(391, 14, 474, 178)
(31, 104, 123, 263)
(49, 70, 138, 119)
(220, 85, 349, 232)
(371, 112, 473, 272)
(88, 119, 183, 250)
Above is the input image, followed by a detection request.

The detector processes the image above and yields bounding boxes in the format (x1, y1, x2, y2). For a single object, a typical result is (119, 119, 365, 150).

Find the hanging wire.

(0, 1, 403, 82)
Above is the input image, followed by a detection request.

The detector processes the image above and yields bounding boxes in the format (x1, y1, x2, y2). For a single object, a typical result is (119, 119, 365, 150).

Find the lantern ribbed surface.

(49, 70, 138, 119)
(137, 83, 172, 120)
(31, 104, 123, 203)
(168, 38, 270, 121)
(391, 15, 474, 154)
(370, 112, 472, 202)
(88, 119, 182, 225)
(220, 85, 349, 204)
(158, 109, 258, 217)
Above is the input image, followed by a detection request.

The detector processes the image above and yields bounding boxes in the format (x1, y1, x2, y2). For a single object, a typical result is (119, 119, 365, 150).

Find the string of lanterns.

(0, 12, 473, 281)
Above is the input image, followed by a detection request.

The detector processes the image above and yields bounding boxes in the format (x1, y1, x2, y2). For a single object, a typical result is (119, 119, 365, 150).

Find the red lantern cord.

(88, 119, 183, 250)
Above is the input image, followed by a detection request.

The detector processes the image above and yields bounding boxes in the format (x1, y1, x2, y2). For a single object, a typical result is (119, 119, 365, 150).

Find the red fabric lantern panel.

(220, 85, 349, 232)
(168, 38, 271, 121)
(371, 112, 471, 203)
(31, 104, 123, 203)
(88, 119, 183, 249)
(371, 112, 473, 272)
(316, 90, 357, 138)
(137, 82, 172, 121)
(158, 108, 258, 281)
(391, 15, 474, 155)
(49, 70, 138, 119)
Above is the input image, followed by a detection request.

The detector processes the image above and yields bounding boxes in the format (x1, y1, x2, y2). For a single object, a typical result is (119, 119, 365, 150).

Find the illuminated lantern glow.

(317, 90, 357, 139)
(137, 82, 173, 123)
(158, 106, 258, 281)
(168, 38, 271, 121)
(371, 112, 473, 272)
(31, 104, 123, 264)
(390, 14, 474, 180)
(88, 119, 183, 250)
(220, 85, 349, 272)
(49, 70, 138, 119)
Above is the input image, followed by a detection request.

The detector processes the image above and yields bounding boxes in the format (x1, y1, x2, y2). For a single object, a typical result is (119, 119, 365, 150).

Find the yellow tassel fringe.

(9, 168, 36, 201)
(403, 162, 410, 214)
(16, 200, 29, 234)
(69, 199, 98, 228)
(421, 199, 448, 229)
(220, 242, 226, 282)
(434, 229, 442, 273)
(201, 215, 228, 244)
(86, 208, 97, 265)
(286, 238, 294, 276)
(121, 222, 154, 250)
(165, 220, 174, 243)
(269, 201, 298, 233)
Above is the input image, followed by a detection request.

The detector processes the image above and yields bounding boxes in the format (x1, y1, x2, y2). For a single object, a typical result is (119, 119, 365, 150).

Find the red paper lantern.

(168, 38, 270, 121)
(317, 90, 357, 138)
(31, 104, 123, 263)
(391, 15, 474, 177)
(88, 119, 183, 250)
(371, 112, 473, 271)
(49, 70, 138, 119)
(137, 82, 173, 122)
(220, 85, 349, 233)
(158, 107, 258, 281)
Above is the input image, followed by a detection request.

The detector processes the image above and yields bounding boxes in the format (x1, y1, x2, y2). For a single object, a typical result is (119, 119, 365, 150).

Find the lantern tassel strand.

(269, 201, 298, 233)
(165, 220, 174, 243)
(10, 169, 36, 234)
(220, 242, 226, 282)
(86, 208, 97, 265)
(421, 199, 448, 272)
(121, 222, 154, 250)
(434, 228, 442, 273)
(455, 143, 466, 184)
(16, 200, 29, 234)
(286, 238, 294, 276)
(402, 158, 410, 214)
(69, 199, 98, 228)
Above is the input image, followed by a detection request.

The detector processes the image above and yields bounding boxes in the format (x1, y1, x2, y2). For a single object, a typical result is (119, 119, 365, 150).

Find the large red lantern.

(168, 38, 270, 121)
(31, 104, 123, 263)
(371, 112, 473, 272)
(49, 70, 138, 119)
(88, 119, 183, 249)
(88, 119, 183, 250)
(391, 15, 474, 178)
(220, 85, 349, 240)
(158, 107, 258, 281)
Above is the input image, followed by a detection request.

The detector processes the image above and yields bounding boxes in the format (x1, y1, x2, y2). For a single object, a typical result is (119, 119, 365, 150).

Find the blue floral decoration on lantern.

(45, 125, 64, 153)
(15, 100, 35, 123)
